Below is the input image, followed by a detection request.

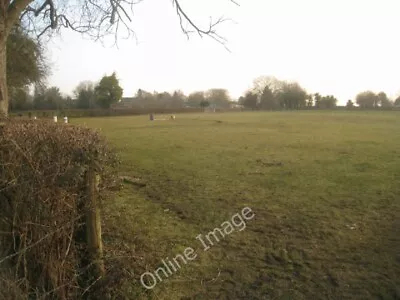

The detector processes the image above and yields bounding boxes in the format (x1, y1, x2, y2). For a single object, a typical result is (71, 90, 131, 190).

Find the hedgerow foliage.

(0, 119, 118, 299)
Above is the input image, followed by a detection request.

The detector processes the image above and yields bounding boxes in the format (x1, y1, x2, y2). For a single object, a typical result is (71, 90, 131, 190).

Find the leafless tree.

(0, 0, 239, 116)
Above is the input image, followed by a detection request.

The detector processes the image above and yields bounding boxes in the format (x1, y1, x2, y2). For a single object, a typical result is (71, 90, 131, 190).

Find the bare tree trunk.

(0, 21, 8, 117)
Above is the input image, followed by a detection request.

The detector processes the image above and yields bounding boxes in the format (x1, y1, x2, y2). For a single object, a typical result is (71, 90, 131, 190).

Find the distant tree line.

(9, 72, 124, 111)
(352, 91, 396, 109)
(120, 88, 232, 110)
(239, 76, 400, 111)
(7, 31, 400, 113)
(10, 77, 236, 111)
(9, 68, 400, 112)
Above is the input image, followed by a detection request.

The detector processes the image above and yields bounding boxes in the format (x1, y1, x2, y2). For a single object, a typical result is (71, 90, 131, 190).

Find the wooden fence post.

(85, 165, 105, 279)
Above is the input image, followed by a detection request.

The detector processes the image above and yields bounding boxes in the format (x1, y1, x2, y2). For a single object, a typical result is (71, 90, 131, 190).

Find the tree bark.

(0, 21, 8, 117)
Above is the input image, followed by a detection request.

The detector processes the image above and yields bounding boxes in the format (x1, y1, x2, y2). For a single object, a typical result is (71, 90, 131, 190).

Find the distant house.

(111, 97, 142, 109)
(229, 102, 244, 109)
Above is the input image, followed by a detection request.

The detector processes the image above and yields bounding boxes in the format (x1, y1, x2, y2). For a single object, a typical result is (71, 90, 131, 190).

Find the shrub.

(0, 119, 118, 299)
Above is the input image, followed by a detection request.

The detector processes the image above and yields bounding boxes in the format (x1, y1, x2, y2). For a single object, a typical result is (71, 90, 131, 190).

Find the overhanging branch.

(172, 0, 239, 51)
(17, 0, 239, 49)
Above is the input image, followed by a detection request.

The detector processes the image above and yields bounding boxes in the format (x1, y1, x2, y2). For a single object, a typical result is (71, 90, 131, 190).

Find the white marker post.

(64, 116, 68, 124)
(53, 116, 58, 123)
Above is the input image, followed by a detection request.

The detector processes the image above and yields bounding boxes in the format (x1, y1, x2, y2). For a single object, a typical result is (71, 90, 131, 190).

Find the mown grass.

(78, 111, 400, 299)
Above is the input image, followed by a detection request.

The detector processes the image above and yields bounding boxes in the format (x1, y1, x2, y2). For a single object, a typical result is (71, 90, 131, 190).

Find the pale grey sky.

(48, 0, 400, 104)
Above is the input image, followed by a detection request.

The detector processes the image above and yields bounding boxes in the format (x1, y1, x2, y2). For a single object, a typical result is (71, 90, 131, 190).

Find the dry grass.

(80, 111, 400, 299)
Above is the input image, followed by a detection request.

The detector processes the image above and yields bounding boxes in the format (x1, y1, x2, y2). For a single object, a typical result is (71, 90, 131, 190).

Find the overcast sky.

(48, 0, 400, 104)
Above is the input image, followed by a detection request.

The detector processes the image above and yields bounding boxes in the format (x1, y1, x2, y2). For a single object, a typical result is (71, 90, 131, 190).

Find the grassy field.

(78, 111, 400, 299)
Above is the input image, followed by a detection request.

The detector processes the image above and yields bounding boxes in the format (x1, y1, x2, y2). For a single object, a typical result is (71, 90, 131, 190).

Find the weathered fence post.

(85, 165, 105, 279)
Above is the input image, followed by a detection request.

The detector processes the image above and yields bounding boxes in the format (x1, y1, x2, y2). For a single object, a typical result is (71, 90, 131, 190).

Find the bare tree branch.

(172, 0, 237, 51)
(37, 24, 51, 38)
(16, 0, 238, 50)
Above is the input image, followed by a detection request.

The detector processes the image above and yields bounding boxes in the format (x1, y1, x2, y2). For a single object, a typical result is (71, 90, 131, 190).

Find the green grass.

(78, 111, 400, 299)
